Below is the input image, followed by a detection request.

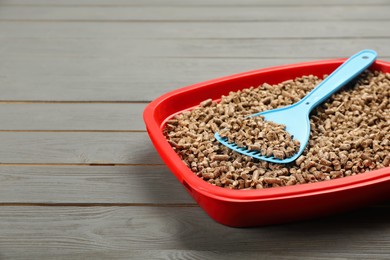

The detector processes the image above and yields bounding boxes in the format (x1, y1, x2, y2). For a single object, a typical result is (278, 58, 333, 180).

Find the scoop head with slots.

(215, 49, 377, 163)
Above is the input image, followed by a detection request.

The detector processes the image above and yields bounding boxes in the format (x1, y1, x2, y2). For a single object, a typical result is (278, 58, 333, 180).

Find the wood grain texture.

(0, 56, 308, 101)
(0, 166, 194, 204)
(5, 38, 390, 59)
(2, 55, 390, 102)
(2, 55, 388, 102)
(0, 132, 162, 164)
(0, 103, 146, 130)
(2, 31, 390, 101)
(0, 205, 390, 259)
(2, 0, 390, 6)
(2, 21, 390, 40)
(1, 5, 390, 21)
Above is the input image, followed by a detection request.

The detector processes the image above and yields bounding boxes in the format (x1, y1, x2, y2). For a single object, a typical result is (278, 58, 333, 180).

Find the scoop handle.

(300, 49, 377, 111)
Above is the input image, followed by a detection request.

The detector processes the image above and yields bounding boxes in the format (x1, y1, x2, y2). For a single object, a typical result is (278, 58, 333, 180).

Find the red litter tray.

(143, 59, 390, 227)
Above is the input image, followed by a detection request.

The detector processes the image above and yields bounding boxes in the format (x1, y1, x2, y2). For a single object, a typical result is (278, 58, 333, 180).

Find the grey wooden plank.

(2, 55, 390, 101)
(0, 132, 162, 164)
(1, 21, 390, 39)
(3, 37, 390, 59)
(0, 166, 193, 204)
(58, 250, 390, 260)
(0, 205, 390, 259)
(1, 5, 390, 21)
(0, 56, 308, 101)
(0, 103, 146, 130)
(2, 0, 390, 6)
(2, 37, 390, 101)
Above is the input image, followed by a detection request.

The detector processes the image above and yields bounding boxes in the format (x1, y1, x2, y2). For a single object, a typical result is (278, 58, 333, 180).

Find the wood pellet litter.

(164, 71, 390, 189)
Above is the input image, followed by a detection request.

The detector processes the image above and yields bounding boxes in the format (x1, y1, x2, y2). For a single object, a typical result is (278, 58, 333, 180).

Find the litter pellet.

(164, 70, 390, 190)
(211, 154, 230, 161)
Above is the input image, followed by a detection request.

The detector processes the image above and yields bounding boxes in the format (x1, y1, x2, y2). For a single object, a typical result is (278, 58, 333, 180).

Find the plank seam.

(0, 101, 150, 104)
(2, 19, 390, 23)
(0, 203, 199, 207)
(0, 130, 146, 133)
(0, 163, 165, 166)
(2, 4, 390, 7)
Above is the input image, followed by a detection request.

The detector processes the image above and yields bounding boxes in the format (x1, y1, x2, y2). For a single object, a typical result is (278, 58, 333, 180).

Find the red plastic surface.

(143, 59, 390, 227)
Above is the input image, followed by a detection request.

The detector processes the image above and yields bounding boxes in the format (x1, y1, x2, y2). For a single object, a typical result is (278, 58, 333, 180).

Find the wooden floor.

(1, 0, 390, 259)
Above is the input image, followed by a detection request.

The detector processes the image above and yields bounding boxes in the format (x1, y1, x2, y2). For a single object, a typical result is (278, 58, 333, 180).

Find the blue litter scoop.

(214, 49, 377, 163)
